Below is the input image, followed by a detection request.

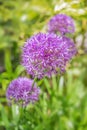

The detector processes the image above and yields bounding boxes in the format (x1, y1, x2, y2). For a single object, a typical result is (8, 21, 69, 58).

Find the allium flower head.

(48, 14, 75, 35)
(21, 33, 77, 78)
(6, 77, 40, 106)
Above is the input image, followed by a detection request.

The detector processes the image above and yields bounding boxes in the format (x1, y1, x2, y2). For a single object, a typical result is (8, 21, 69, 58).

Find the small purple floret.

(21, 33, 77, 79)
(6, 77, 40, 106)
(48, 14, 75, 35)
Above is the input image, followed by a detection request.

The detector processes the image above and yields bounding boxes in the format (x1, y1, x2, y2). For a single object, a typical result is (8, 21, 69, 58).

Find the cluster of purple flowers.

(22, 33, 76, 78)
(6, 14, 77, 106)
(48, 14, 75, 35)
(6, 77, 40, 106)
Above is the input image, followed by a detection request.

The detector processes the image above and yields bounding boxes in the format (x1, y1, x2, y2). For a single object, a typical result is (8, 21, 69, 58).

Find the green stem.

(32, 77, 37, 87)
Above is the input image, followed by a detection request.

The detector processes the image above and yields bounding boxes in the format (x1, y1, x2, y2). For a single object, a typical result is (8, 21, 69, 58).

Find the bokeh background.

(0, 0, 87, 130)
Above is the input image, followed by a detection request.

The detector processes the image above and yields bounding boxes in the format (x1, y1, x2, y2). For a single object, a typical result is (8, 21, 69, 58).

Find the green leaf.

(14, 65, 25, 77)
(12, 105, 20, 124)
(4, 49, 12, 74)
(1, 105, 9, 128)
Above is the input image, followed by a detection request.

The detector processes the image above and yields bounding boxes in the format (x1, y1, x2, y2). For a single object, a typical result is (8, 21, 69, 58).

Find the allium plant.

(6, 13, 77, 129)
(6, 77, 40, 106)
(48, 14, 75, 35)
(21, 33, 77, 79)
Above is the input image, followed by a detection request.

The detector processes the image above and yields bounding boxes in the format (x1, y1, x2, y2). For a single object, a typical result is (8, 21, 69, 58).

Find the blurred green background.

(0, 0, 87, 130)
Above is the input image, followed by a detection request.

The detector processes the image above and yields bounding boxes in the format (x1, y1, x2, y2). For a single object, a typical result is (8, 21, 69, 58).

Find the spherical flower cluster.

(21, 33, 77, 79)
(48, 14, 75, 35)
(6, 77, 40, 106)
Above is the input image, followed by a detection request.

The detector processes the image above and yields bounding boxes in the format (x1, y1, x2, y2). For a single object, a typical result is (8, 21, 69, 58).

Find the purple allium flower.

(48, 14, 75, 35)
(6, 77, 40, 106)
(21, 33, 77, 79)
